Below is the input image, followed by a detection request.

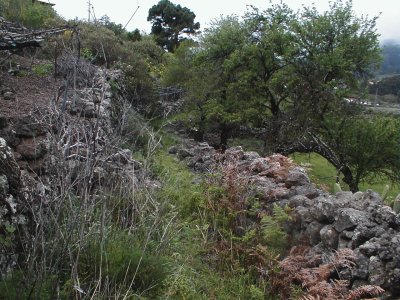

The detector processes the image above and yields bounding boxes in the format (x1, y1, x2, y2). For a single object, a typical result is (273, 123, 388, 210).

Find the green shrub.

(79, 23, 129, 67)
(32, 63, 53, 76)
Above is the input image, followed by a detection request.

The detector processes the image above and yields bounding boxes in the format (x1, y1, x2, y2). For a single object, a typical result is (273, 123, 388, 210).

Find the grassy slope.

(136, 133, 258, 299)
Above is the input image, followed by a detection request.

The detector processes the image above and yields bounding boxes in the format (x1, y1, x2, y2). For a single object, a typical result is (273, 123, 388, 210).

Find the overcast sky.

(50, 0, 400, 42)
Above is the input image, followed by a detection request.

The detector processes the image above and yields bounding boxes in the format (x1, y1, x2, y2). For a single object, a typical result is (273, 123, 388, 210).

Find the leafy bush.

(79, 23, 129, 67)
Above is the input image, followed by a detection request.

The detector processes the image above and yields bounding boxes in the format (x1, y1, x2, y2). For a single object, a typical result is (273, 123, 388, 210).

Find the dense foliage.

(0, 0, 61, 28)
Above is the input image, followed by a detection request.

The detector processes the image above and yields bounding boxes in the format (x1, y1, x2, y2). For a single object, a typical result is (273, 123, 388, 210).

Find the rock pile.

(170, 141, 400, 298)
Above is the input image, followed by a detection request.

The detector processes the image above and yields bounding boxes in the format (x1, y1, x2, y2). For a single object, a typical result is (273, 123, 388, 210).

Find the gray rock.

(369, 256, 386, 285)
(352, 226, 376, 248)
(285, 170, 310, 187)
(296, 206, 315, 227)
(0, 138, 20, 195)
(388, 268, 400, 296)
(178, 148, 194, 159)
(359, 240, 378, 256)
(320, 225, 339, 249)
(0, 129, 20, 148)
(334, 208, 370, 232)
(250, 158, 270, 173)
(0, 175, 8, 197)
(353, 250, 370, 279)
(292, 184, 320, 199)
(338, 236, 352, 249)
(354, 190, 382, 211)
(168, 145, 179, 154)
(193, 145, 215, 159)
(243, 151, 260, 161)
(3, 91, 16, 100)
(288, 195, 310, 208)
(249, 175, 277, 198)
(225, 146, 244, 160)
(312, 196, 338, 223)
(334, 191, 353, 207)
(14, 115, 46, 138)
(373, 206, 397, 226)
(305, 221, 323, 244)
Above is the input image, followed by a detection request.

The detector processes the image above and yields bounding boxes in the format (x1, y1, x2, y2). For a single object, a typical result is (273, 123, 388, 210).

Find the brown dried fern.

(272, 247, 385, 300)
(346, 285, 385, 300)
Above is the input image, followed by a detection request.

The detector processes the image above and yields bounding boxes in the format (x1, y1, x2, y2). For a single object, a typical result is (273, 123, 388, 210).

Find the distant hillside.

(379, 41, 400, 75)
(369, 74, 400, 96)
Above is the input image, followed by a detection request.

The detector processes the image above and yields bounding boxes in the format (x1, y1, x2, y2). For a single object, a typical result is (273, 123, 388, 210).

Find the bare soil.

(0, 55, 61, 118)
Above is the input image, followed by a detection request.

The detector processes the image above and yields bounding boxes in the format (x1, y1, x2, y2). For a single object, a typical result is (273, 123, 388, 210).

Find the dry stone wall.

(0, 67, 139, 278)
(170, 140, 400, 299)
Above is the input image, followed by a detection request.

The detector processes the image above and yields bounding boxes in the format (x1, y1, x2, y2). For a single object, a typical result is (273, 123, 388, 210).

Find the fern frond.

(347, 285, 385, 300)
(272, 204, 292, 223)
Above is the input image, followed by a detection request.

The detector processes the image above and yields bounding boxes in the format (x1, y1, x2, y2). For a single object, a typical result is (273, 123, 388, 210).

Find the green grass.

(145, 134, 259, 299)
(291, 152, 399, 203)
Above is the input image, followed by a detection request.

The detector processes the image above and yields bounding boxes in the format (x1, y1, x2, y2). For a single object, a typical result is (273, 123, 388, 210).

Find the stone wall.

(170, 140, 400, 299)
(0, 67, 140, 278)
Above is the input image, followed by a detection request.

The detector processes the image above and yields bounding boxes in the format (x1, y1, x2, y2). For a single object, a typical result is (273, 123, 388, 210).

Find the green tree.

(162, 40, 209, 140)
(288, 115, 400, 192)
(195, 16, 247, 145)
(164, 0, 389, 191)
(147, 0, 200, 52)
(127, 29, 142, 42)
(333, 116, 400, 191)
(163, 16, 248, 144)
(275, 1, 382, 191)
(230, 4, 296, 118)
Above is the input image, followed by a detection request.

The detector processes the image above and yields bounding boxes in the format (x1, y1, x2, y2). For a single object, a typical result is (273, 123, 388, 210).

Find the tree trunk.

(220, 124, 230, 147)
(341, 166, 359, 192)
(193, 106, 206, 142)
(276, 133, 359, 192)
